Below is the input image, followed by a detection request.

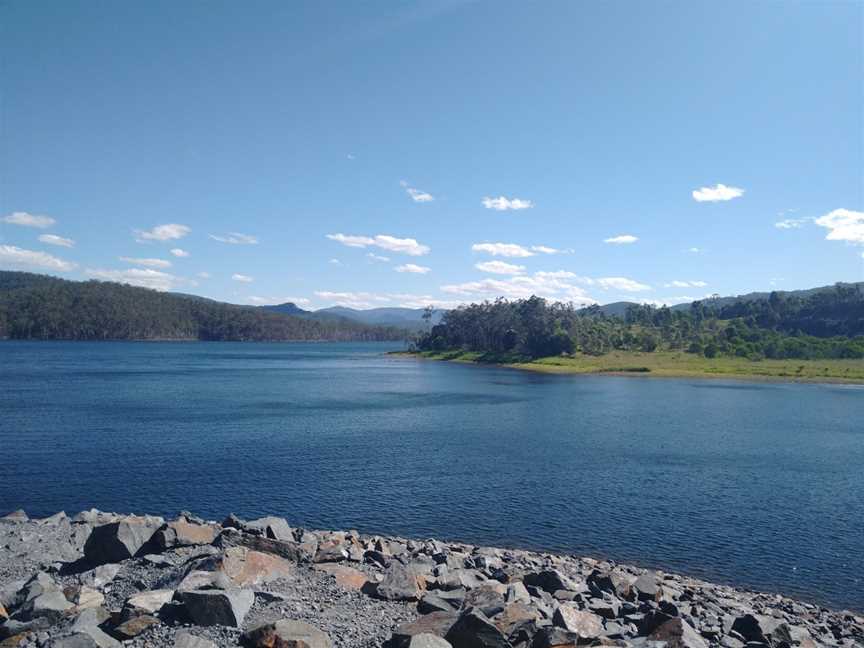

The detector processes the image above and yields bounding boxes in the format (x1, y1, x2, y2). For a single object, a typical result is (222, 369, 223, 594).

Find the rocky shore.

(1, 510, 860, 648)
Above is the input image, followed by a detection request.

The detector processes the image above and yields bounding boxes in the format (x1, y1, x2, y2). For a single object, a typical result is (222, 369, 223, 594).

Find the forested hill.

(418, 283, 864, 360)
(0, 272, 406, 342)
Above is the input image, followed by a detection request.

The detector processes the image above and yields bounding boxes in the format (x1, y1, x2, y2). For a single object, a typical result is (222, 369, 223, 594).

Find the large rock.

(587, 569, 635, 600)
(241, 619, 331, 648)
(18, 589, 74, 623)
(376, 563, 424, 601)
(649, 617, 708, 648)
(221, 547, 293, 587)
(78, 565, 121, 590)
(46, 634, 99, 648)
(83, 516, 164, 564)
(244, 516, 294, 541)
(731, 614, 778, 644)
(633, 572, 661, 602)
(408, 635, 452, 648)
(123, 589, 175, 617)
(314, 540, 349, 563)
(155, 518, 219, 550)
(444, 608, 511, 648)
(390, 612, 459, 647)
(552, 605, 603, 640)
(114, 615, 161, 639)
(492, 602, 539, 636)
(176, 570, 233, 592)
(180, 589, 254, 627)
(462, 586, 506, 618)
(1, 510, 28, 523)
(216, 528, 311, 563)
(313, 564, 369, 591)
(174, 632, 218, 648)
(523, 570, 574, 595)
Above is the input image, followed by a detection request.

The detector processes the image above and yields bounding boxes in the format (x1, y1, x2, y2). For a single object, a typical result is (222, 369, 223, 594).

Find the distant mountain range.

(263, 282, 864, 326)
(2, 271, 860, 341)
(261, 303, 444, 331)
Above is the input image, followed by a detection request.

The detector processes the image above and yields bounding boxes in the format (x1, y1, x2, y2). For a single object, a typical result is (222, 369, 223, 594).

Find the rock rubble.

(1, 509, 860, 648)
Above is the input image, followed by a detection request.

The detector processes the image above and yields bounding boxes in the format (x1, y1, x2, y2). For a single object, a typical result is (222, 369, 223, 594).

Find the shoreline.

(391, 351, 864, 385)
(1, 509, 861, 648)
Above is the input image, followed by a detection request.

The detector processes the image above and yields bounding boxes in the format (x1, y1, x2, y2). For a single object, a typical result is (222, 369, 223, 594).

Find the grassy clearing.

(395, 350, 864, 383)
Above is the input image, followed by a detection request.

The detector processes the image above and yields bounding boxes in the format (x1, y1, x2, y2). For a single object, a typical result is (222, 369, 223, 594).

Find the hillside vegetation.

(416, 284, 864, 361)
(0, 272, 405, 341)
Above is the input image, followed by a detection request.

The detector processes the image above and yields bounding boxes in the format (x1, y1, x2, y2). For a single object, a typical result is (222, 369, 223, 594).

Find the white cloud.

(197, 272, 211, 279)
(209, 232, 258, 245)
(638, 295, 705, 307)
(347, 153, 356, 160)
(329, 258, 342, 265)
(688, 247, 701, 253)
(664, 280, 707, 288)
(326, 233, 430, 256)
(400, 181, 434, 203)
(314, 291, 392, 308)
(441, 271, 595, 305)
(0, 245, 77, 272)
(395, 263, 431, 274)
(482, 196, 533, 211)
(596, 277, 652, 292)
(135, 223, 190, 242)
(531, 245, 572, 255)
(327, 234, 374, 248)
(472, 242, 534, 258)
(85, 268, 191, 291)
(367, 253, 390, 262)
(692, 184, 745, 202)
(775, 218, 811, 229)
(170, 248, 190, 257)
(38, 234, 74, 248)
(232, 273, 254, 283)
(247, 295, 311, 306)
(2, 212, 56, 229)
(603, 234, 638, 244)
(475, 260, 526, 275)
(119, 256, 172, 269)
(814, 208, 864, 245)
(386, 293, 463, 309)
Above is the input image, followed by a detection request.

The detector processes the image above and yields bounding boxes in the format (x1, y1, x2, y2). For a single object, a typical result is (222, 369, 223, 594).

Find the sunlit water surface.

(1, 341, 861, 610)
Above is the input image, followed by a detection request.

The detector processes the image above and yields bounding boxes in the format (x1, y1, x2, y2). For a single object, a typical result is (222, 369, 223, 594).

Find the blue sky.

(1, 0, 862, 310)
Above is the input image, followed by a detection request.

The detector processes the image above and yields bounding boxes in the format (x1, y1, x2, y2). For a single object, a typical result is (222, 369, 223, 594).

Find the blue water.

(1, 341, 862, 610)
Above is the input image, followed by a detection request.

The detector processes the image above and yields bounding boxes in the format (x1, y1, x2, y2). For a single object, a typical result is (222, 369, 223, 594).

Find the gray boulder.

(408, 634, 452, 648)
(46, 633, 100, 648)
(634, 572, 661, 602)
(78, 564, 121, 590)
(241, 619, 331, 648)
(390, 612, 459, 647)
(174, 631, 218, 648)
(552, 605, 603, 640)
(2, 510, 29, 523)
(83, 516, 164, 564)
(649, 617, 708, 648)
(444, 608, 511, 648)
(523, 570, 574, 594)
(18, 589, 74, 623)
(243, 516, 294, 541)
(375, 563, 423, 601)
(180, 589, 254, 627)
(122, 589, 175, 618)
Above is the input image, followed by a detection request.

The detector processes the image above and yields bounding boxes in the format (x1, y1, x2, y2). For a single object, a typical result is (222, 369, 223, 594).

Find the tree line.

(416, 284, 864, 360)
(0, 272, 406, 342)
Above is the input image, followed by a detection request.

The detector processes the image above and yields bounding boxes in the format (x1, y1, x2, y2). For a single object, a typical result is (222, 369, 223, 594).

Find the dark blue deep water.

(1, 341, 862, 610)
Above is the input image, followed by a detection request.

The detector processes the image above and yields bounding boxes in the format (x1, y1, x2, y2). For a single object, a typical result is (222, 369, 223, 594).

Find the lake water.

(1, 341, 862, 610)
